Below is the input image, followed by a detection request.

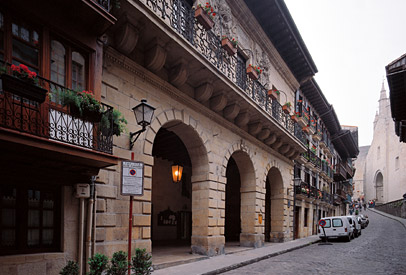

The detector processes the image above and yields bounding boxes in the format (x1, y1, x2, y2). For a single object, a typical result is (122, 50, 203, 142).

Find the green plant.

(198, 2, 216, 19)
(248, 64, 262, 74)
(61, 89, 102, 117)
(131, 248, 152, 275)
(60, 260, 79, 275)
(88, 253, 109, 275)
(283, 102, 291, 108)
(221, 36, 238, 47)
(107, 251, 128, 275)
(100, 109, 127, 136)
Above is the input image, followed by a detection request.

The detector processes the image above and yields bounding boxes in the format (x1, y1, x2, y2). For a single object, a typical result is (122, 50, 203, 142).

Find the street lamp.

(172, 164, 183, 183)
(130, 99, 155, 149)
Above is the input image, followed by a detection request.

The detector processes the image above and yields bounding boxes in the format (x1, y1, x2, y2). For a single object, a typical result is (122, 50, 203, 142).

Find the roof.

(300, 78, 359, 159)
(244, 0, 318, 84)
(386, 53, 406, 121)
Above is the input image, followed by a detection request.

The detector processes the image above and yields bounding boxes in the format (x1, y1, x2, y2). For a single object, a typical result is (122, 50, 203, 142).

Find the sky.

(284, 0, 406, 146)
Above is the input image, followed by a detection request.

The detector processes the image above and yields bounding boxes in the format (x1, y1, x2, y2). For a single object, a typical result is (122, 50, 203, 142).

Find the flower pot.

(291, 115, 298, 122)
(246, 66, 259, 80)
(302, 126, 310, 134)
(1, 74, 47, 103)
(282, 105, 291, 114)
(221, 38, 237, 56)
(195, 6, 214, 31)
(267, 90, 278, 100)
(297, 116, 308, 128)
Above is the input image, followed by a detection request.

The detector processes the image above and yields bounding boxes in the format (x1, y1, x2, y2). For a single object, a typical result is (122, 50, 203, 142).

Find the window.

(395, 156, 399, 170)
(11, 20, 39, 72)
(0, 185, 61, 255)
(322, 219, 331, 228)
(236, 53, 247, 90)
(377, 146, 380, 160)
(0, 12, 4, 61)
(332, 218, 343, 227)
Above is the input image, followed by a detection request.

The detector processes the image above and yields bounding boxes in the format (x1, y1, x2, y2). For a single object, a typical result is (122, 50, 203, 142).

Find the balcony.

(295, 182, 321, 201)
(296, 102, 310, 128)
(109, 0, 307, 158)
(4, 0, 116, 37)
(312, 126, 322, 142)
(0, 71, 118, 183)
(334, 162, 347, 181)
(322, 191, 332, 204)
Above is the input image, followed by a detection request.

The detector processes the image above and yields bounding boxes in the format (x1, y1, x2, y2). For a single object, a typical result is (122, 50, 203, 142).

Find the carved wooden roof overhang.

(244, 0, 318, 84)
(331, 130, 359, 159)
(300, 78, 340, 136)
(386, 53, 406, 142)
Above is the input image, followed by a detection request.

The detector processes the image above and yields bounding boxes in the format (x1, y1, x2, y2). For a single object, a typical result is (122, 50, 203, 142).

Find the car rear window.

(332, 218, 343, 227)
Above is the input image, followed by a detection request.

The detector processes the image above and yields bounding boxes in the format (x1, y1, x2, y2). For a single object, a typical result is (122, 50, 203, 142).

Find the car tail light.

(345, 227, 347, 232)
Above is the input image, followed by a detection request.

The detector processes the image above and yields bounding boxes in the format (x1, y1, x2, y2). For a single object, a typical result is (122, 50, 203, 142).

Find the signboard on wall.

(121, 161, 144, 196)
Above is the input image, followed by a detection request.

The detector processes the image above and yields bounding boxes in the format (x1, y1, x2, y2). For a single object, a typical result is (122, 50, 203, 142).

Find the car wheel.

(346, 235, 351, 242)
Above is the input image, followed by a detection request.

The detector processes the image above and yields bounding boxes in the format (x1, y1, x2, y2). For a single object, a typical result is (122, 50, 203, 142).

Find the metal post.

(128, 152, 135, 275)
(293, 183, 296, 240)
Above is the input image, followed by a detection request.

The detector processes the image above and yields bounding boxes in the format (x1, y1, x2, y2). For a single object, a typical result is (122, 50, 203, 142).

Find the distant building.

(355, 83, 406, 204)
(352, 146, 370, 201)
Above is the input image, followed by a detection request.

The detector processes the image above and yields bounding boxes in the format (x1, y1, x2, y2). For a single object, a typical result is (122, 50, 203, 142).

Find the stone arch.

(222, 141, 263, 248)
(144, 108, 211, 178)
(145, 108, 221, 255)
(264, 166, 285, 242)
(374, 171, 384, 203)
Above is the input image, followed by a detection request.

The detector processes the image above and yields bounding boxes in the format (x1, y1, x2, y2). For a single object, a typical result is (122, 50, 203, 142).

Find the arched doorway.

(265, 167, 284, 242)
(151, 120, 209, 260)
(225, 150, 259, 249)
(375, 172, 384, 203)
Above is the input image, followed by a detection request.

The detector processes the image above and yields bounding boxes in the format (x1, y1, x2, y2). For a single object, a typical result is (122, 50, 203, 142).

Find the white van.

(318, 216, 353, 242)
(347, 215, 361, 237)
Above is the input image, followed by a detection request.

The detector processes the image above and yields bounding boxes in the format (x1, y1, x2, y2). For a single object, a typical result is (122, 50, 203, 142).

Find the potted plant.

(100, 109, 128, 136)
(221, 36, 238, 56)
(61, 89, 103, 122)
(291, 114, 298, 122)
(302, 126, 310, 134)
(195, 2, 216, 30)
(246, 64, 262, 80)
(282, 102, 291, 114)
(267, 89, 280, 100)
(1, 64, 47, 103)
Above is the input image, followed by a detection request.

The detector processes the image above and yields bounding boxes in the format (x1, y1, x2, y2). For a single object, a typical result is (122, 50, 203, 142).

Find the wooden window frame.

(0, 184, 62, 256)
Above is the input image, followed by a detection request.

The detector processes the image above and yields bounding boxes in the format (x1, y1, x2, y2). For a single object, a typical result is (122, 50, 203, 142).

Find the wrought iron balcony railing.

(95, 0, 114, 12)
(142, 0, 304, 145)
(0, 71, 114, 154)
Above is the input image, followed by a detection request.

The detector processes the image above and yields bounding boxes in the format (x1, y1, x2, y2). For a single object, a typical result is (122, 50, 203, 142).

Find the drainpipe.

(85, 177, 96, 273)
(92, 188, 97, 256)
(78, 198, 85, 275)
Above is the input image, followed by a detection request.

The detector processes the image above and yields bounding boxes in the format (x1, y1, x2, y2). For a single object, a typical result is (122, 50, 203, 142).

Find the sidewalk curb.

(202, 239, 320, 275)
(369, 209, 406, 231)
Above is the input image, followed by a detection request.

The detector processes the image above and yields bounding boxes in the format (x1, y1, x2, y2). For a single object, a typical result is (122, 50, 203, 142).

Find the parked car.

(347, 215, 361, 237)
(359, 214, 369, 228)
(318, 216, 353, 242)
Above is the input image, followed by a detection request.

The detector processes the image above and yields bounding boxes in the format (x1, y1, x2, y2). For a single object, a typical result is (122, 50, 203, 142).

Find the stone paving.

(222, 209, 406, 275)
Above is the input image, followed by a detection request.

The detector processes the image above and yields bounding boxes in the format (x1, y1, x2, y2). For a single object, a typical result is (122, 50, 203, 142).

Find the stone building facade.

(0, 0, 358, 274)
(355, 83, 406, 204)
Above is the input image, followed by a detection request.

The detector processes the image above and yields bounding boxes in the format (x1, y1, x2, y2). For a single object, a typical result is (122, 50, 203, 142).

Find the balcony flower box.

(312, 132, 322, 142)
(267, 89, 279, 100)
(291, 114, 298, 122)
(195, 5, 215, 31)
(297, 116, 308, 128)
(1, 68, 47, 103)
(246, 64, 261, 80)
(302, 126, 310, 134)
(282, 102, 291, 114)
(221, 37, 237, 56)
(61, 89, 103, 123)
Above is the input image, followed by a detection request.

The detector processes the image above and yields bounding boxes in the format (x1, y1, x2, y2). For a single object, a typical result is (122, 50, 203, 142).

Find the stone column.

(191, 175, 225, 256)
(240, 185, 264, 248)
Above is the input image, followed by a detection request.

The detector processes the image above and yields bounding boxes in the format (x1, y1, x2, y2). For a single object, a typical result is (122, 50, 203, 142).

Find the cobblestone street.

(222, 210, 406, 275)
